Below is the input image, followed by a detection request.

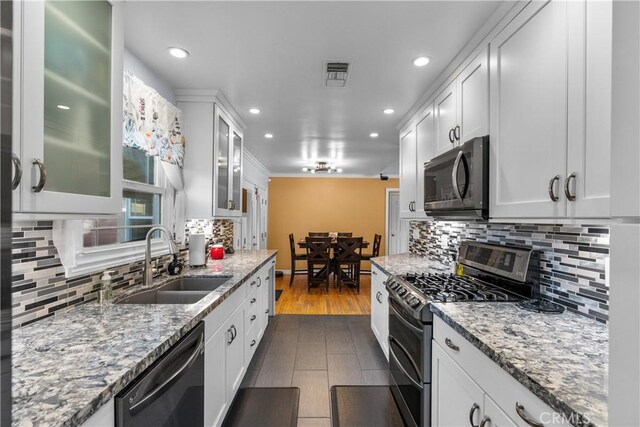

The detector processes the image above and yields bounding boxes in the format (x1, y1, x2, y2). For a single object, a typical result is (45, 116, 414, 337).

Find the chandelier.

(302, 161, 343, 174)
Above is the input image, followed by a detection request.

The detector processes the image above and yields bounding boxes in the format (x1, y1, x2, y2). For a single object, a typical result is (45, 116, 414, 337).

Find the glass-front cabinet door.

(213, 104, 243, 217)
(18, 0, 123, 214)
(231, 131, 243, 213)
(215, 110, 230, 213)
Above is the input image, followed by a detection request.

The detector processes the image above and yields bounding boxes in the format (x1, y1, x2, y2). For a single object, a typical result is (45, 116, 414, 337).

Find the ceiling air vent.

(324, 61, 350, 88)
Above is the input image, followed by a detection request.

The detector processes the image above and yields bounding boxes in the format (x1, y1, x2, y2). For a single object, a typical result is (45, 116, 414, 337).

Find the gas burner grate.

(400, 273, 522, 303)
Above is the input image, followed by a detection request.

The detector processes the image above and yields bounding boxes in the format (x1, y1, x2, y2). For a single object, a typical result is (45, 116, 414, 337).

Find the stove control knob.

(411, 299, 421, 308)
(397, 288, 406, 296)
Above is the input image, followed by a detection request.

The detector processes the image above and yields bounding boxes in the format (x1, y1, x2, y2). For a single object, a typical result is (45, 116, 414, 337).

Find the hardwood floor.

(275, 274, 371, 315)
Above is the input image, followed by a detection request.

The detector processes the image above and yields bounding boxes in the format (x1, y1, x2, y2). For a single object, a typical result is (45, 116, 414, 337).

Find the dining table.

(297, 238, 370, 249)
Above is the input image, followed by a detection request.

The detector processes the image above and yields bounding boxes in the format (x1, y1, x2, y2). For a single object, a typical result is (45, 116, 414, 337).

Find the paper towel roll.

(189, 234, 206, 266)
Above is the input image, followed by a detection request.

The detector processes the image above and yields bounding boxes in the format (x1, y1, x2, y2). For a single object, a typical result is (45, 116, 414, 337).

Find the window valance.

(123, 71, 186, 167)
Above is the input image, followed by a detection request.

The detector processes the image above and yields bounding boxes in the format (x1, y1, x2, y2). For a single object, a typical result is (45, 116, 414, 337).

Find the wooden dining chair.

(337, 232, 353, 237)
(361, 234, 382, 275)
(334, 237, 363, 293)
(309, 232, 330, 237)
(305, 237, 332, 293)
(289, 233, 308, 287)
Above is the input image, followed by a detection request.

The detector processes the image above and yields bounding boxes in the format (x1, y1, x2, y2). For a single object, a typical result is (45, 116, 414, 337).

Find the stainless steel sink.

(159, 276, 232, 292)
(115, 276, 232, 305)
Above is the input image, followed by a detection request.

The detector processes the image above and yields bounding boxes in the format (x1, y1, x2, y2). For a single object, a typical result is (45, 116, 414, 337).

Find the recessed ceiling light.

(249, 108, 261, 114)
(168, 47, 189, 59)
(337, 168, 343, 173)
(370, 132, 379, 138)
(310, 169, 316, 174)
(412, 56, 431, 67)
(264, 133, 274, 139)
(57, 104, 70, 110)
(302, 167, 308, 172)
(383, 108, 395, 115)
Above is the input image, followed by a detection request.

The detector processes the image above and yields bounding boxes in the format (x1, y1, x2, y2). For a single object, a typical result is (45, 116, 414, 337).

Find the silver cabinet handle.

(515, 403, 544, 427)
(250, 314, 256, 321)
(449, 128, 455, 143)
(250, 339, 256, 347)
(227, 327, 234, 345)
(564, 172, 576, 201)
(548, 175, 560, 202)
(265, 309, 269, 314)
(250, 298, 256, 304)
(376, 291, 382, 303)
(257, 277, 262, 287)
(372, 270, 377, 276)
(454, 125, 461, 141)
(480, 416, 490, 427)
(469, 403, 480, 427)
(32, 158, 47, 193)
(452, 150, 465, 203)
(445, 337, 460, 351)
(251, 280, 256, 287)
(11, 153, 22, 190)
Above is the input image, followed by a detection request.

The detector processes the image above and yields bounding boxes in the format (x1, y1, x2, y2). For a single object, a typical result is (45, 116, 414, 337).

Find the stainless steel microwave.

(423, 135, 489, 219)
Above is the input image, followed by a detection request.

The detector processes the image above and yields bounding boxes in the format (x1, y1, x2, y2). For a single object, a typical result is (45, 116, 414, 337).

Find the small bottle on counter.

(98, 270, 115, 304)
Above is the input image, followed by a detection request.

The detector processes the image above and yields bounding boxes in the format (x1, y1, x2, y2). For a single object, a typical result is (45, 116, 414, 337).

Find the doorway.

(386, 189, 408, 255)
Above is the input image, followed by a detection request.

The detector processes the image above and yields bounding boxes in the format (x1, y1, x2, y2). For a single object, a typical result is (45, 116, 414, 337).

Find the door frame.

(385, 188, 400, 255)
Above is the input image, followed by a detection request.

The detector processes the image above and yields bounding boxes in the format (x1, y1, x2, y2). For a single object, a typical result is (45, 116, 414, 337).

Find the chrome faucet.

(144, 226, 178, 287)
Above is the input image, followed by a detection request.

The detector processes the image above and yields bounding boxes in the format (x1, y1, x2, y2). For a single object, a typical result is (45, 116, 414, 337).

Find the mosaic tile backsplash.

(11, 218, 233, 328)
(184, 219, 234, 249)
(409, 221, 610, 323)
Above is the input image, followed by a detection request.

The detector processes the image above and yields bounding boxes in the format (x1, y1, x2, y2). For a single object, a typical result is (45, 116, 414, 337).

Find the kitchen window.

(54, 146, 177, 278)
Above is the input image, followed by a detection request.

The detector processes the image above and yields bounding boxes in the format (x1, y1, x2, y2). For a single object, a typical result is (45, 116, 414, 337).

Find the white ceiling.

(124, 1, 502, 176)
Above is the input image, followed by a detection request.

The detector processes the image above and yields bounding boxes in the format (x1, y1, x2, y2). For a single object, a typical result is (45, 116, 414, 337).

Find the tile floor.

(241, 314, 390, 426)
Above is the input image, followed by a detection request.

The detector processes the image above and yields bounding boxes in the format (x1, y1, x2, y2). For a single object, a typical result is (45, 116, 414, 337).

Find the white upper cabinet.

(434, 80, 459, 156)
(16, 0, 123, 214)
(457, 48, 489, 143)
(399, 126, 417, 219)
(489, 0, 568, 219)
(434, 48, 489, 158)
(566, 0, 612, 218)
(415, 105, 435, 219)
(178, 93, 245, 218)
(490, 0, 612, 220)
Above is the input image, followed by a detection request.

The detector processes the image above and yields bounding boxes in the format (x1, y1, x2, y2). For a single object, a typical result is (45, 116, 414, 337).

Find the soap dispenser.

(98, 270, 115, 303)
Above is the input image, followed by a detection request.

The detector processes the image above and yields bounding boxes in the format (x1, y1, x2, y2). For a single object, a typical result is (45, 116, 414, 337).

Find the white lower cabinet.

(370, 265, 389, 360)
(432, 317, 571, 427)
(432, 341, 484, 427)
(81, 399, 114, 427)
(225, 304, 246, 400)
(205, 322, 229, 427)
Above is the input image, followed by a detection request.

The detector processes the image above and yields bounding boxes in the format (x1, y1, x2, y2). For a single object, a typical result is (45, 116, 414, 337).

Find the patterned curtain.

(123, 71, 186, 167)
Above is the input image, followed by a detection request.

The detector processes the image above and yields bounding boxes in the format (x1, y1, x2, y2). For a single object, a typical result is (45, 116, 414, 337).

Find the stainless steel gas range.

(385, 241, 560, 427)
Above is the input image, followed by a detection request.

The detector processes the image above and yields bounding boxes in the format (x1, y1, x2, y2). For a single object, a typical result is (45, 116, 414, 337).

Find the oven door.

(423, 136, 488, 218)
(388, 296, 427, 427)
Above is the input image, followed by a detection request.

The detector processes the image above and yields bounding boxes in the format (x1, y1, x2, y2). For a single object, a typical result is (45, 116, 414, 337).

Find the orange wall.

(268, 177, 399, 270)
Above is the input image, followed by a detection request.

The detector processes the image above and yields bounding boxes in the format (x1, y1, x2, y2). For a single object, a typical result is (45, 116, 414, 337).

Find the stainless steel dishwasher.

(115, 322, 204, 426)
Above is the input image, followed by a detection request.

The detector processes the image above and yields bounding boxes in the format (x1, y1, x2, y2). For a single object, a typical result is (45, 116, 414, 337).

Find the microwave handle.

(452, 150, 465, 203)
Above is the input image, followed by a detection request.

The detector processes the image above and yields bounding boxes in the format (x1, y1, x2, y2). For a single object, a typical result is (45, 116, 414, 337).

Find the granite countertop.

(431, 302, 608, 427)
(12, 250, 277, 427)
(370, 252, 448, 276)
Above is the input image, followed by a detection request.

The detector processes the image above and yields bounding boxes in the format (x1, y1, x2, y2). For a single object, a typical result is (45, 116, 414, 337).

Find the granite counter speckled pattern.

(12, 250, 276, 427)
(370, 253, 448, 276)
(431, 302, 608, 427)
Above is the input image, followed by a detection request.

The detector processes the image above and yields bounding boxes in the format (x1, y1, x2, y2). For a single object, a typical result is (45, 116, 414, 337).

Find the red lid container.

(209, 245, 225, 260)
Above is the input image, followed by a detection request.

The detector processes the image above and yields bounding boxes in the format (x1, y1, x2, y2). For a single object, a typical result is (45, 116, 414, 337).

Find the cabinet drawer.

(433, 317, 571, 427)
(204, 282, 246, 341)
(371, 264, 388, 286)
(245, 319, 260, 363)
(246, 299, 259, 335)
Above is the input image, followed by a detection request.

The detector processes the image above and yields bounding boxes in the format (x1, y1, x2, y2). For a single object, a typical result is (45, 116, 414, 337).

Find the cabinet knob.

(250, 339, 256, 347)
(250, 315, 256, 321)
(250, 298, 256, 304)
(449, 128, 455, 143)
(454, 125, 461, 141)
